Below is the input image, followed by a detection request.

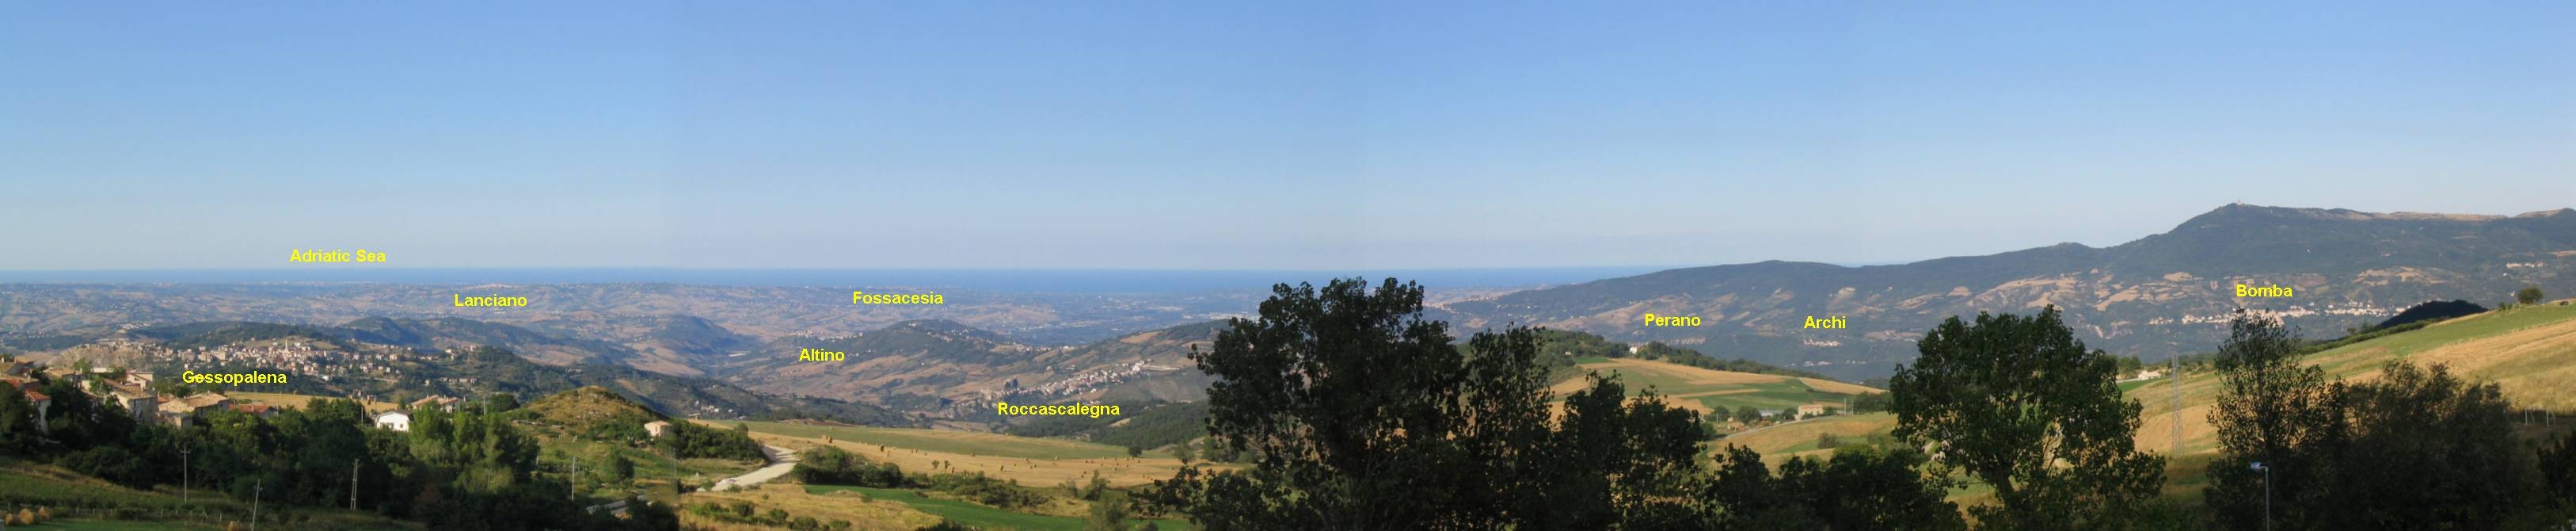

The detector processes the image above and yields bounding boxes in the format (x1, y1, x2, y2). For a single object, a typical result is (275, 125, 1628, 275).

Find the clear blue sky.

(6, 2, 2573, 269)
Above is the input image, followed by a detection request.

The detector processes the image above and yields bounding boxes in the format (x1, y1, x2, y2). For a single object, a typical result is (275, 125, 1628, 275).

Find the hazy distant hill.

(340, 315, 640, 366)
(1440, 204, 2576, 380)
(718, 319, 1226, 418)
(0, 282, 1260, 352)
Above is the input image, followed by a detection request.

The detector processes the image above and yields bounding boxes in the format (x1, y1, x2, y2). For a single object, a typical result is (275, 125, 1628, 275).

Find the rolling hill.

(341, 315, 641, 366)
(1440, 204, 2576, 380)
(718, 319, 1224, 417)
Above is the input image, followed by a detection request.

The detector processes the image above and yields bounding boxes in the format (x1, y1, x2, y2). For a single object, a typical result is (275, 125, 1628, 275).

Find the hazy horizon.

(0, 266, 1686, 292)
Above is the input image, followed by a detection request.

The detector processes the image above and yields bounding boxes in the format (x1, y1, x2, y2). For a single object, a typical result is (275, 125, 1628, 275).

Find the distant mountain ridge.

(1438, 204, 2576, 380)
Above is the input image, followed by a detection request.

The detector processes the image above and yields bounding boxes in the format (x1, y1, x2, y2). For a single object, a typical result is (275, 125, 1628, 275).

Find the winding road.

(710, 445, 799, 491)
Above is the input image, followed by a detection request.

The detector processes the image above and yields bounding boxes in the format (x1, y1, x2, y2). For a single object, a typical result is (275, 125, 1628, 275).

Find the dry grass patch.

(1721, 413, 1896, 457)
(748, 430, 1209, 488)
(680, 482, 941, 531)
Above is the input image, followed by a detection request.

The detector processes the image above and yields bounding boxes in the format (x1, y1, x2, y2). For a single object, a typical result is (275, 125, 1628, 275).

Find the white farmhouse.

(374, 411, 413, 432)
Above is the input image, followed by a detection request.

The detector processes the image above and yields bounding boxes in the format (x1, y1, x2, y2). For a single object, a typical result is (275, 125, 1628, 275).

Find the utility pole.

(2171, 357, 2182, 456)
(252, 480, 264, 531)
(179, 447, 191, 503)
(351, 458, 360, 511)
(2251, 461, 2271, 531)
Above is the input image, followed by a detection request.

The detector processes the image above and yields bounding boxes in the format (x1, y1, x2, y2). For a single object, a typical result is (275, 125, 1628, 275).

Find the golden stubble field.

(714, 421, 1221, 488)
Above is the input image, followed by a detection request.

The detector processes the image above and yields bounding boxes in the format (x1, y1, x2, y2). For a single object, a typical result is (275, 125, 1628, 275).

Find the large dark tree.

(1537, 373, 1703, 529)
(2205, 313, 2344, 529)
(1888, 307, 2163, 529)
(0, 387, 36, 455)
(1702, 445, 1963, 530)
(2201, 313, 2544, 529)
(2323, 361, 2536, 529)
(2542, 428, 2576, 512)
(1159, 278, 1701, 529)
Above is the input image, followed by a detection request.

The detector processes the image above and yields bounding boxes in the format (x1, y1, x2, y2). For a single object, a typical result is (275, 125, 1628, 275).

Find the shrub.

(793, 446, 907, 487)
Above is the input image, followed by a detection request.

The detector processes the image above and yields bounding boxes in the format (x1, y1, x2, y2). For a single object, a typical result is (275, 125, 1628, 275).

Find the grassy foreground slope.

(0, 461, 415, 531)
(1714, 301, 2576, 460)
(2131, 300, 2576, 455)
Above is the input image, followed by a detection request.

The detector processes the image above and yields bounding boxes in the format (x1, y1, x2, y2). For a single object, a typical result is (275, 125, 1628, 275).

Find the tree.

(1887, 307, 2163, 529)
(1847, 392, 1892, 414)
(2542, 428, 2576, 508)
(1702, 445, 1962, 530)
(485, 392, 521, 412)
(2205, 313, 2343, 529)
(2520, 286, 2547, 305)
(1086, 490, 1136, 531)
(2322, 361, 2536, 529)
(602, 453, 635, 483)
(1125, 445, 1143, 459)
(1533, 374, 1703, 529)
(1155, 277, 1704, 529)
(0, 388, 35, 455)
(1735, 406, 1763, 426)
(793, 445, 903, 487)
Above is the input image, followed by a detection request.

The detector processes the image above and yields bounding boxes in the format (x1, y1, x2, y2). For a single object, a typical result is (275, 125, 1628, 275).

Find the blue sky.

(6, 2, 2573, 269)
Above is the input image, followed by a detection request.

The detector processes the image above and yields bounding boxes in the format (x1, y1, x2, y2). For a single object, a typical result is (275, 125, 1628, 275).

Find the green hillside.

(527, 385, 668, 427)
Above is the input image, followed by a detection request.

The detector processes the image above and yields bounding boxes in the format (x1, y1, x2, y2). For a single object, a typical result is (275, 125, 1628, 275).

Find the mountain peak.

(2178, 204, 2509, 231)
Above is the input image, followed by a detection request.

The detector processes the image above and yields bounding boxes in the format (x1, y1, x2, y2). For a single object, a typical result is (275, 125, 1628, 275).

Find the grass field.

(727, 420, 1155, 460)
(805, 486, 1186, 531)
(1719, 412, 1898, 461)
(717, 420, 1206, 487)
(16, 521, 220, 530)
(681, 483, 942, 531)
(1551, 357, 1882, 415)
